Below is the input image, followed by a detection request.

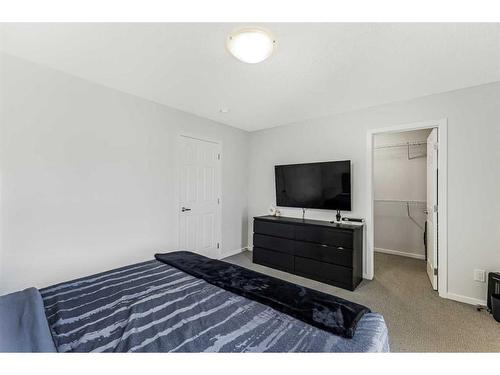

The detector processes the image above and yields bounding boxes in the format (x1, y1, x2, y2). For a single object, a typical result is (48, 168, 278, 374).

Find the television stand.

(252, 215, 364, 291)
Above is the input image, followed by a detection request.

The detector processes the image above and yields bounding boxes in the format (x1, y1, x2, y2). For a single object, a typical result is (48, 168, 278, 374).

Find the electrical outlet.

(474, 269, 486, 283)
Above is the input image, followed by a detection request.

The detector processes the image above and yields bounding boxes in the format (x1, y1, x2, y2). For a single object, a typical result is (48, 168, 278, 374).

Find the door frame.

(365, 119, 448, 298)
(176, 133, 223, 259)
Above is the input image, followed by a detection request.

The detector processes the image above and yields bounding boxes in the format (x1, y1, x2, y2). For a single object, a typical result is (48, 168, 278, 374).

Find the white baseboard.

(375, 247, 425, 260)
(362, 272, 373, 280)
(442, 292, 487, 306)
(220, 247, 248, 259)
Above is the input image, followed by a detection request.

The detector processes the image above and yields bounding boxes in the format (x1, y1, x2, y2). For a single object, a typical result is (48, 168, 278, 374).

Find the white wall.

(373, 129, 431, 259)
(0, 53, 249, 294)
(248, 82, 500, 304)
(1, 51, 499, 306)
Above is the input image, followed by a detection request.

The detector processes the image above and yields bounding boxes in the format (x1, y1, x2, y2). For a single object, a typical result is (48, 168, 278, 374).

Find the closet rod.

(374, 141, 426, 150)
(374, 141, 426, 160)
(374, 199, 425, 204)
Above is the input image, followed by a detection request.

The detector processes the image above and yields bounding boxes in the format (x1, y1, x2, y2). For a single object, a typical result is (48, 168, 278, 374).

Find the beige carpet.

(224, 251, 500, 352)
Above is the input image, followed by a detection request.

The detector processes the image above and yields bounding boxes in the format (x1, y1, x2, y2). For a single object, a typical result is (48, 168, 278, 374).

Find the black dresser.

(252, 215, 364, 291)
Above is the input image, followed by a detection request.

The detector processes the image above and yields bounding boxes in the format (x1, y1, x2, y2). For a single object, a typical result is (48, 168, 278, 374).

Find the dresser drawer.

(254, 220, 295, 239)
(294, 242, 352, 267)
(253, 234, 295, 255)
(295, 225, 353, 248)
(294, 256, 353, 289)
(253, 247, 294, 272)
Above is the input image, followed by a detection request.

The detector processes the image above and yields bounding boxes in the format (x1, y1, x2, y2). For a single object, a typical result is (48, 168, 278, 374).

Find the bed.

(0, 251, 389, 352)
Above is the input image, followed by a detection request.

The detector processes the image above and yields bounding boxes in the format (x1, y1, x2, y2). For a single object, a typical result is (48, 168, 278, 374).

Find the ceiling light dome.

(226, 28, 275, 64)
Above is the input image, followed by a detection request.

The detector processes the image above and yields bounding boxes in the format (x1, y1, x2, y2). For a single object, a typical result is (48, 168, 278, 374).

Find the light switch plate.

(474, 269, 486, 283)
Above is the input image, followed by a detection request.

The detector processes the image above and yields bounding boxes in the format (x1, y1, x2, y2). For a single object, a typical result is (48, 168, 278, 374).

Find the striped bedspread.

(41, 260, 389, 352)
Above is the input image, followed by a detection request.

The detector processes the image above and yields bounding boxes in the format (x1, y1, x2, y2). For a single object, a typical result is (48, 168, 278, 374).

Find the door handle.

(181, 207, 191, 212)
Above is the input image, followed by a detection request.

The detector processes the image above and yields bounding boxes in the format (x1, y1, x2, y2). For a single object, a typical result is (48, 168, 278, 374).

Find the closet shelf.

(374, 141, 426, 150)
(374, 141, 426, 160)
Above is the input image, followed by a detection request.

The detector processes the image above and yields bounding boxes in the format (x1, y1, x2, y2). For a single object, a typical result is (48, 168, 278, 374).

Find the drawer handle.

(320, 244, 344, 250)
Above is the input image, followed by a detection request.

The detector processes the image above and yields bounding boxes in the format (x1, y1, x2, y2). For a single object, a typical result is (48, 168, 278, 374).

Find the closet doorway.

(366, 120, 448, 296)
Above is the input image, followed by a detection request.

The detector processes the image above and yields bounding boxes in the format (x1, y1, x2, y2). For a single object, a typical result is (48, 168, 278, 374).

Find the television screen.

(275, 160, 351, 210)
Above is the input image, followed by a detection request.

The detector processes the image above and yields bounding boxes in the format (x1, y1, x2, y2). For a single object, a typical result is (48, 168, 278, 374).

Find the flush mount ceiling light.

(226, 28, 276, 64)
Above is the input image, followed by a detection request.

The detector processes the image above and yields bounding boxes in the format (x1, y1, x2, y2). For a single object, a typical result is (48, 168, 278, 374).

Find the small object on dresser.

(342, 217, 365, 223)
(336, 209, 341, 222)
(268, 205, 281, 217)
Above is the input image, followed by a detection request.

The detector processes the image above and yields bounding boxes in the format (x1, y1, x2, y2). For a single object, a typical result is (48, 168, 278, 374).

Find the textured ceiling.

(1, 23, 499, 131)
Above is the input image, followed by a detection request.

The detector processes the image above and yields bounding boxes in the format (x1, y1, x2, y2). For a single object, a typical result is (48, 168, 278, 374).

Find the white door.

(178, 135, 221, 259)
(426, 128, 438, 290)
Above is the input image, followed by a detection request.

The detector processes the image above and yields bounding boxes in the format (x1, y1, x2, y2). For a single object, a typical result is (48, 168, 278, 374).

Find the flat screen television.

(275, 160, 351, 210)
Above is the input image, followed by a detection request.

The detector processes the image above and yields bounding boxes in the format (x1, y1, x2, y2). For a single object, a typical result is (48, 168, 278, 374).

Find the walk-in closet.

(373, 128, 439, 290)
